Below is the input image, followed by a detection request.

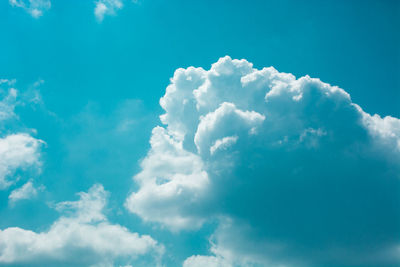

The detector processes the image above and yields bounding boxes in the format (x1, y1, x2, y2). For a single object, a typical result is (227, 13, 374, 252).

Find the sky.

(0, 0, 399, 266)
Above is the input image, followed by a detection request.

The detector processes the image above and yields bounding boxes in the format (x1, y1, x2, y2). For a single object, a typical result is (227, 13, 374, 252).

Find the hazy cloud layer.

(126, 56, 400, 266)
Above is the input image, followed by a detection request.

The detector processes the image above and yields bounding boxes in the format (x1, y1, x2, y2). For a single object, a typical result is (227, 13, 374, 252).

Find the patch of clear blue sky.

(0, 0, 399, 265)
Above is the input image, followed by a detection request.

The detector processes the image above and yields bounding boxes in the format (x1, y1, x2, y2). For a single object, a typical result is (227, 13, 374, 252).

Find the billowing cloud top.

(126, 56, 400, 266)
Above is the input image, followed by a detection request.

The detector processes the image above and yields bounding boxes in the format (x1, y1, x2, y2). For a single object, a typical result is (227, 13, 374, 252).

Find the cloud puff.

(183, 255, 231, 267)
(0, 88, 44, 189)
(125, 126, 209, 231)
(8, 180, 43, 204)
(126, 56, 400, 266)
(0, 184, 164, 266)
(94, 0, 123, 22)
(0, 134, 43, 189)
(9, 0, 51, 18)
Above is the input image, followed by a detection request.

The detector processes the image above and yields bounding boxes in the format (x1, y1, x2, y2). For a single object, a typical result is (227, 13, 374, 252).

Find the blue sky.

(0, 0, 399, 266)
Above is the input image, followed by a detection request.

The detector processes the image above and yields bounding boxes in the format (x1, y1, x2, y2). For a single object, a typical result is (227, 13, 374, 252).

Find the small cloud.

(0, 84, 45, 190)
(0, 134, 44, 189)
(94, 0, 123, 22)
(0, 79, 16, 86)
(9, 0, 51, 18)
(0, 88, 18, 121)
(8, 180, 44, 205)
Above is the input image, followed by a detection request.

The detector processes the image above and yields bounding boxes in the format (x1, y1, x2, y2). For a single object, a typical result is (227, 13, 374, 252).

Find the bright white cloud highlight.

(126, 56, 400, 267)
(0, 184, 164, 266)
(9, 0, 51, 18)
(125, 126, 209, 231)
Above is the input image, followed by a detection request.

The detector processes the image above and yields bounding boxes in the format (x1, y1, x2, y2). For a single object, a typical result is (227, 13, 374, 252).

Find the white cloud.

(9, 0, 51, 18)
(194, 102, 265, 155)
(126, 56, 400, 266)
(183, 255, 231, 267)
(8, 180, 44, 204)
(0, 84, 44, 191)
(125, 126, 209, 231)
(94, 0, 123, 22)
(0, 88, 18, 121)
(210, 135, 238, 155)
(0, 184, 164, 266)
(0, 134, 43, 189)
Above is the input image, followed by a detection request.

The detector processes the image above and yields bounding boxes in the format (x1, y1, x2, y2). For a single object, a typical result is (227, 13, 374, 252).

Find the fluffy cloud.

(0, 184, 164, 266)
(125, 126, 209, 231)
(126, 56, 400, 266)
(0, 134, 43, 189)
(0, 87, 43, 190)
(8, 180, 44, 204)
(94, 0, 123, 22)
(9, 0, 51, 18)
(183, 255, 231, 267)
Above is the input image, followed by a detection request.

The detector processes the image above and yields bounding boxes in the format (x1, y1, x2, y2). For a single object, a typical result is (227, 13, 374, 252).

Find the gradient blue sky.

(0, 1, 399, 266)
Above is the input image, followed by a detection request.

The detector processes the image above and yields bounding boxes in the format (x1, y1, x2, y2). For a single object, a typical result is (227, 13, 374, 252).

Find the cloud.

(183, 255, 231, 267)
(8, 180, 44, 204)
(0, 134, 43, 189)
(0, 88, 18, 122)
(0, 79, 16, 86)
(9, 0, 51, 18)
(94, 0, 123, 22)
(126, 56, 400, 266)
(125, 126, 209, 231)
(0, 87, 44, 190)
(0, 184, 164, 266)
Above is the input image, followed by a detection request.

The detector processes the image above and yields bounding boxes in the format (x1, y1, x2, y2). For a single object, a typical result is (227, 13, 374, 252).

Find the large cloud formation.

(0, 184, 164, 266)
(126, 56, 400, 266)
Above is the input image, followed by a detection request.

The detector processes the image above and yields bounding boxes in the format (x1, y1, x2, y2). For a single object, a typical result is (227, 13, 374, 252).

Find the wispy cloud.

(9, 0, 51, 18)
(0, 84, 44, 190)
(8, 180, 44, 205)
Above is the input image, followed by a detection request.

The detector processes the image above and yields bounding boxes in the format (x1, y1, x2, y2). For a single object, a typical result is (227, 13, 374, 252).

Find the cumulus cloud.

(125, 126, 209, 231)
(94, 0, 123, 22)
(9, 0, 51, 18)
(0, 184, 164, 266)
(0, 134, 43, 189)
(0, 87, 44, 190)
(126, 56, 400, 266)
